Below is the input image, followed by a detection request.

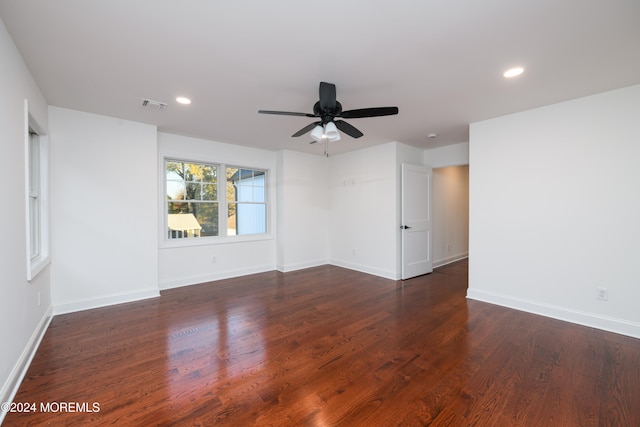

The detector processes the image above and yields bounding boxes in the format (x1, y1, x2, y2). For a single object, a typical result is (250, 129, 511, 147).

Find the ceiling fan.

(258, 81, 398, 143)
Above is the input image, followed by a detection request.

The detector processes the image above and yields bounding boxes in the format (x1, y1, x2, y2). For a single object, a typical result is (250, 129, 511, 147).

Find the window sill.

(159, 233, 273, 249)
(28, 254, 51, 281)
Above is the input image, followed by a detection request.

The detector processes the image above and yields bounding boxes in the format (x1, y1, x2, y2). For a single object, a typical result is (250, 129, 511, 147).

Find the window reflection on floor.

(166, 302, 267, 404)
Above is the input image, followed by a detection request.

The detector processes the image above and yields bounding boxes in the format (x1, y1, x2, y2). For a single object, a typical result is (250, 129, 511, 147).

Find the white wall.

(49, 107, 159, 313)
(158, 132, 277, 289)
(329, 142, 398, 279)
(433, 165, 469, 267)
(0, 16, 52, 415)
(468, 84, 640, 338)
(425, 142, 469, 168)
(276, 150, 329, 272)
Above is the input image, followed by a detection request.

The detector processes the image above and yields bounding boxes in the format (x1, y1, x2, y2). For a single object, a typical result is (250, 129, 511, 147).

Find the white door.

(401, 163, 433, 279)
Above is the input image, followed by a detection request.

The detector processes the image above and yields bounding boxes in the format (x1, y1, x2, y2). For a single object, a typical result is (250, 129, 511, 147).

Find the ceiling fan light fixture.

(325, 122, 341, 142)
(310, 125, 324, 142)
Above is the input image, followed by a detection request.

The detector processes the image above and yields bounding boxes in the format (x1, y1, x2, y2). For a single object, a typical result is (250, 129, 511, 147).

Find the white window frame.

(162, 157, 270, 246)
(25, 100, 51, 280)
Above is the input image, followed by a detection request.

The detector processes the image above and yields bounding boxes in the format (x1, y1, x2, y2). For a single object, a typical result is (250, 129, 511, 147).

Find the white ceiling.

(1, 0, 639, 156)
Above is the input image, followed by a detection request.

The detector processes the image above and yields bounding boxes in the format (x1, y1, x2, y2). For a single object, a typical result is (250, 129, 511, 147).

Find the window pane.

(186, 182, 201, 200)
(167, 180, 186, 200)
(201, 165, 217, 182)
(167, 202, 218, 238)
(182, 162, 217, 183)
(183, 163, 201, 182)
(253, 171, 267, 202)
(29, 196, 40, 258)
(233, 203, 266, 235)
(226, 167, 239, 203)
(240, 169, 253, 183)
(237, 169, 253, 202)
(194, 203, 219, 237)
(226, 167, 239, 178)
(29, 134, 40, 193)
(238, 184, 253, 202)
(201, 183, 217, 201)
(226, 179, 237, 203)
(227, 203, 237, 236)
(227, 167, 266, 203)
(166, 161, 183, 178)
(168, 200, 190, 215)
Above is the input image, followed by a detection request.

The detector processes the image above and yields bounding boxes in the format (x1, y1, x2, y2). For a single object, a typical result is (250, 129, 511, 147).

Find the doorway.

(432, 165, 469, 267)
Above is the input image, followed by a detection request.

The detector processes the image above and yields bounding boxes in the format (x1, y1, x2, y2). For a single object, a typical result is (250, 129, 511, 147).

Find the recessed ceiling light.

(503, 67, 524, 78)
(427, 133, 437, 139)
(176, 96, 191, 105)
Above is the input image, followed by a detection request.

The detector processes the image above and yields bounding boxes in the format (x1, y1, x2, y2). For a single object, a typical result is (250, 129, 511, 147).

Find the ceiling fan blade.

(339, 107, 399, 119)
(291, 122, 320, 137)
(258, 110, 315, 118)
(319, 82, 336, 112)
(334, 120, 364, 139)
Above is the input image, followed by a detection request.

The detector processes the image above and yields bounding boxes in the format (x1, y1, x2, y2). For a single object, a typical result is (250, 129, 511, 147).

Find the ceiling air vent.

(140, 98, 168, 111)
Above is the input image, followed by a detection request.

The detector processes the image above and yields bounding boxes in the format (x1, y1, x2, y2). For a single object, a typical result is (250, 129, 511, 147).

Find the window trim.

(161, 157, 271, 247)
(24, 99, 51, 281)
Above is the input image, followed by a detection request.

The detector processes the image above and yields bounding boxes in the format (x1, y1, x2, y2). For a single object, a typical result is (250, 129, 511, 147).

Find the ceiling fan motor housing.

(313, 101, 342, 124)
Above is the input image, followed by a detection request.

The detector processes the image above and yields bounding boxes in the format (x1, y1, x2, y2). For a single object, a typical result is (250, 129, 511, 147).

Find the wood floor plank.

(4, 259, 640, 426)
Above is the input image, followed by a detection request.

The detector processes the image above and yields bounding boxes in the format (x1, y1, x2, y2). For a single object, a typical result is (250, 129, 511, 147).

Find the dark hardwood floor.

(5, 259, 640, 426)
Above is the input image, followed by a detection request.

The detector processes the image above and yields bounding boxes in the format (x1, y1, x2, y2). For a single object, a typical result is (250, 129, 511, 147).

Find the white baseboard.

(434, 252, 468, 268)
(159, 264, 275, 290)
(0, 306, 53, 425)
(467, 289, 640, 339)
(276, 258, 328, 273)
(53, 288, 160, 315)
(329, 259, 398, 281)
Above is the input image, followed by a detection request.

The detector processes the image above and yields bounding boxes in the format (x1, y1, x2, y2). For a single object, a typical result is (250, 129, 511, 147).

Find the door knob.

(400, 225, 412, 230)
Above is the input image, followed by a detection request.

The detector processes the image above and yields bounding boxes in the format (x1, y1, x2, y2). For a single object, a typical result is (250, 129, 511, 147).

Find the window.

(28, 130, 41, 258)
(166, 160, 219, 238)
(226, 168, 267, 235)
(165, 159, 268, 240)
(25, 100, 50, 280)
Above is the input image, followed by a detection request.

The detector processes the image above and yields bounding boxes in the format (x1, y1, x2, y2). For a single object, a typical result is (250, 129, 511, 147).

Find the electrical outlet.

(211, 256, 217, 264)
(37, 291, 41, 306)
(596, 287, 608, 301)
